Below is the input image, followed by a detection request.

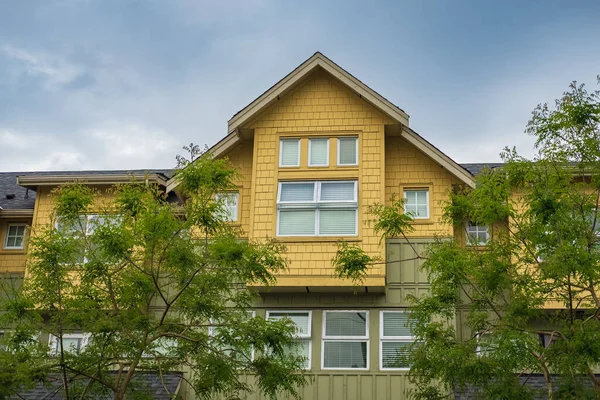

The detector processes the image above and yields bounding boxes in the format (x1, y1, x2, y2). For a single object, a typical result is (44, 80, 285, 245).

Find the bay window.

(277, 181, 358, 236)
(322, 310, 369, 370)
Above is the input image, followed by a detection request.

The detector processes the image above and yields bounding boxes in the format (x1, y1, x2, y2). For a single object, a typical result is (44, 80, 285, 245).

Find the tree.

(405, 79, 600, 399)
(0, 147, 307, 400)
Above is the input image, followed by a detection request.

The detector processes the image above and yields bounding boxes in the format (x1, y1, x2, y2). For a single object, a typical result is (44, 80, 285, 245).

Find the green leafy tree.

(0, 147, 307, 400)
(406, 79, 600, 399)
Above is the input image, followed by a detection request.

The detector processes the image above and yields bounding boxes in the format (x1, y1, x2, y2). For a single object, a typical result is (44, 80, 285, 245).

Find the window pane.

(268, 312, 310, 336)
(320, 182, 355, 201)
(381, 341, 411, 368)
(319, 210, 356, 235)
(280, 139, 300, 166)
(280, 183, 315, 202)
(338, 138, 357, 165)
(382, 312, 412, 337)
(13, 236, 23, 247)
(309, 139, 328, 166)
(404, 190, 428, 218)
(278, 210, 316, 235)
(325, 312, 366, 337)
(286, 340, 310, 369)
(323, 341, 367, 368)
(6, 237, 16, 247)
(216, 193, 238, 221)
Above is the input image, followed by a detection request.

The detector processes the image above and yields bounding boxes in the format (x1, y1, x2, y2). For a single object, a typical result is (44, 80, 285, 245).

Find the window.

(209, 312, 255, 362)
(280, 138, 300, 167)
(267, 311, 312, 369)
(403, 189, 429, 219)
(48, 333, 90, 355)
(466, 223, 488, 246)
(4, 224, 26, 249)
(337, 137, 358, 166)
(55, 214, 118, 263)
(322, 311, 368, 370)
(538, 332, 560, 348)
(277, 181, 358, 236)
(216, 192, 239, 222)
(308, 138, 329, 167)
(380, 311, 415, 370)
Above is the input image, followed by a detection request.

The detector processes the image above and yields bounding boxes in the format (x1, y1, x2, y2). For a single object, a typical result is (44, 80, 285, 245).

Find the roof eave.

(16, 173, 167, 189)
(0, 209, 34, 218)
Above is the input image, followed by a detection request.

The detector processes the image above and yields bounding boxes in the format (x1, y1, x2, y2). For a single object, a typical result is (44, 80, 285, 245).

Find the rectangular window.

(466, 223, 488, 245)
(308, 138, 329, 167)
(337, 137, 358, 166)
(277, 181, 358, 236)
(216, 192, 239, 222)
(48, 333, 90, 355)
(322, 310, 368, 370)
(280, 138, 300, 167)
(4, 224, 26, 249)
(380, 311, 414, 370)
(403, 189, 429, 219)
(267, 310, 312, 369)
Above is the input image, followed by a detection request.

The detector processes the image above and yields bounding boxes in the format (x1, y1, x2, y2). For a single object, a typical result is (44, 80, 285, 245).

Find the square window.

(280, 138, 300, 167)
(337, 137, 358, 166)
(322, 311, 368, 370)
(267, 311, 312, 369)
(466, 223, 488, 245)
(4, 224, 26, 249)
(309, 138, 329, 167)
(403, 189, 429, 219)
(216, 192, 239, 222)
(380, 311, 414, 370)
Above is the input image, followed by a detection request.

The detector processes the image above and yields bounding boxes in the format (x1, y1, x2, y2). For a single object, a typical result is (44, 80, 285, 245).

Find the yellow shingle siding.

(222, 141, 254, 236)
(243, 69, 394, 284)
(385, 135, 455, 237)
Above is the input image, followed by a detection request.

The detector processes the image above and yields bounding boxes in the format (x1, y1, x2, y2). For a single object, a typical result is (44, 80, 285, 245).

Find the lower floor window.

(322, 310, 369, 369)
(267, 310, 311, 369)
(380, 311, 414, 370)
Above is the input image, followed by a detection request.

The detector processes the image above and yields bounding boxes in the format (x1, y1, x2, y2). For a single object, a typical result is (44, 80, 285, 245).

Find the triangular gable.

(167, 52, 474, 191)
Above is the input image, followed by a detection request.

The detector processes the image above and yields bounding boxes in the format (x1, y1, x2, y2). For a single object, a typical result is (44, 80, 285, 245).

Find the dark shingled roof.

(11, 372, 182, 399)
(460, 163, 505, 176)
(0, 172, 36, 210)
(454, 374, 599, 399)
(0, 170, 176, 211)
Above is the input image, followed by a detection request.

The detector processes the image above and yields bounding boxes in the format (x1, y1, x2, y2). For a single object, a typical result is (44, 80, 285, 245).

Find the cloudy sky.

(1, 0, 599, 171)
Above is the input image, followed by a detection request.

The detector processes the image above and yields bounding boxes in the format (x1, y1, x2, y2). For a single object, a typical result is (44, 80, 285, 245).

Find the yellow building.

(1, 53, 489, 399)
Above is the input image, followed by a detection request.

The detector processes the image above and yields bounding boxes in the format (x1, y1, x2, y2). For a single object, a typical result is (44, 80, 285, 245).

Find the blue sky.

(1, 0, 599, 171)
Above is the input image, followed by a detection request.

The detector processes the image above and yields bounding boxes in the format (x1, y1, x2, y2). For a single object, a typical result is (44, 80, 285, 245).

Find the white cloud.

(1, 45, 85, 88)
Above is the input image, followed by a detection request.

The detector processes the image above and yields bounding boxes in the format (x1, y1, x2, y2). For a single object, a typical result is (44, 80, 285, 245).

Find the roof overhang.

(17, 173, 167, 190)
(0, 209, 34, 218)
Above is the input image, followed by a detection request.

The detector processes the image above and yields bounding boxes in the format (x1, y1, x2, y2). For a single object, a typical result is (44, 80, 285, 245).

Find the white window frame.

(216, 192, 239, 222)
(3, 223, 26, 250)
(48, 333, 90, 355)
(379, 310, 414, 371)
(266, 310, 312, 370)
(403, 189, 430, 219)
(321, 310, 369, 371)
(308, 138, 329, 167)
(279, 138, 301, 167)
(276, 181, 358, 237)
(209, 311, 256, 362)
(337, 137, 359, 166)
(466, 223, 489, 246)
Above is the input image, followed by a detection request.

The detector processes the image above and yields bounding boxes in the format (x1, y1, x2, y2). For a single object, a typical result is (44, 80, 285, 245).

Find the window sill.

(0, 249, 25, 254)
(409, 219, 434, 225)
(276, 237, 361, 243)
